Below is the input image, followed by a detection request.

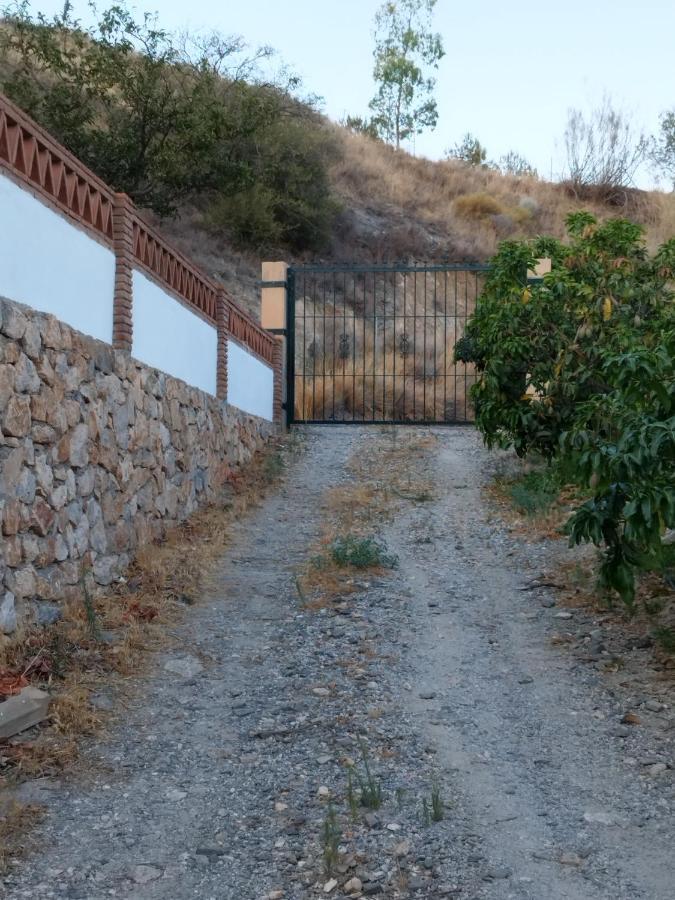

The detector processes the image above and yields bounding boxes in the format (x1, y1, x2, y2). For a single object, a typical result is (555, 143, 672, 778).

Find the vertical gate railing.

(286, 264, 489, 425)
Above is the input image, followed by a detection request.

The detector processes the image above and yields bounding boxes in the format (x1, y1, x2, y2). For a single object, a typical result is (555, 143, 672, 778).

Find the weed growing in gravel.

(431, 780, 445, 822)
(653, 626, 675, 654)
(421, 797, 431, 827)
(262, 451, 285, 481)
(346, 768, 359, 820)
(322, 803, 341, 875)
(507, 469, 562, 516)
(81, 571, 102, 642)
(330, 535, 398, 570)
(355, 740, 383, 809)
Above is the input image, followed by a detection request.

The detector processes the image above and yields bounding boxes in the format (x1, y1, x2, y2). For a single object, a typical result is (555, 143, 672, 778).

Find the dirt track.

(3, 427, 673, 899)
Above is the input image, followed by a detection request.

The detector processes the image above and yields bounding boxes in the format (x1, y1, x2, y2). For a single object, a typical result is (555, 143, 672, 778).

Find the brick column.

(112, 193, 135, 351)
(272, 336, 285, 428)
(216, 289, 229, 402)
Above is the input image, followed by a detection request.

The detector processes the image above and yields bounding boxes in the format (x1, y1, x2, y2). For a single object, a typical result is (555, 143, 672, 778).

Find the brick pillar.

(112, 193, 135, 351)
(272, 336, 285, 428)
(216, 289, 229, 402)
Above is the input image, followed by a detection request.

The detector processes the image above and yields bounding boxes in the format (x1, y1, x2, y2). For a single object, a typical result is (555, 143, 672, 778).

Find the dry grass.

(0, 800, 45, 874)
(297, 430, 436, 606)
(330, 127, 675, 262)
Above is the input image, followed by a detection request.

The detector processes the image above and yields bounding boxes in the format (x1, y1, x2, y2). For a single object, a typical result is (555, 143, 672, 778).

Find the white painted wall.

(0, 171, 115, 342)
(132, 269, 217, 396)
(227, 339, 274, 421)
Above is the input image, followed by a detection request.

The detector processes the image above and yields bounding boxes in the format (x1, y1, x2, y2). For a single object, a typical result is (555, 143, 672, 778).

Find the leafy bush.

(461, 213, 675, 605)
(330, 535, 398, 569)
(508, 468, 562, 516)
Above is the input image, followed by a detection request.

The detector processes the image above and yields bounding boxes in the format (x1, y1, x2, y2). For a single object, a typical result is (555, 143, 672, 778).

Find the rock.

(3, 395, 31, 437)
(1, 301, 27, 340)
(644, 700, 665, 713)
(93, 556, 118, 586)
(323, 878, 338, 893)
(14, 353, 41, 393)
(644, 763, 667, 776)
(36, 602, 62, 626)
(559, 852, 583, 866)
(0, 592, 17, 634)
(363, 883, 383, 895)
(312, 687, 331, 697)
(583, 811, 617, 826)
(165, 789, 188, 801)
(163, 655, 203, 678)
(393, 839, 411, 858)
(344, 877, 362, 894)
(518, 676, 534, 684)
(68, 423, 89, 468)
(29, 499, 55, 537)
(419, 690, 437, 700)
(483, 867, 512, 880)
(622, 712, 642, 726)
(317, 785, 330, 799)
(0, 685, 50, 739)
(553, 611, 573, 619)
(130, 865, 162, 884)
(540, 597, 556, 608)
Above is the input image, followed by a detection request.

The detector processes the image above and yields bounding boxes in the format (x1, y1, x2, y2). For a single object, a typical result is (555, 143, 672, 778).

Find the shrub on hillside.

(454, 193, 505, 219)
(459, 213, 675, 604)
(206, 117, 340, 252)
(0, 1, 339, 252)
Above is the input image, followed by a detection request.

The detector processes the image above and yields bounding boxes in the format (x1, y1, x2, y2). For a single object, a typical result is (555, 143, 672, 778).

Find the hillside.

(2, 4, 674, 321)
(159, 124, 675, 319)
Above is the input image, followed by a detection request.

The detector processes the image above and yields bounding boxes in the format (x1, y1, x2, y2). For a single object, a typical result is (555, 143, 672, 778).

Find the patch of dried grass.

(297, 431, 435, 606)
(0, 800, 45, 873)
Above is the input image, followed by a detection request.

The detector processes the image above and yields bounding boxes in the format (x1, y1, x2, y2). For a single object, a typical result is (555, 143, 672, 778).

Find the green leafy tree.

(368, 0, 444, 149)
(342, 114, 381, 141)
(459, 214, 675, 605)
(446, 132, 488, 167)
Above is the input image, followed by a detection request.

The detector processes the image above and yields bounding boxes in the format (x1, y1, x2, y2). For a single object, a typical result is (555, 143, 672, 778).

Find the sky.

(30, 1, 675, 188)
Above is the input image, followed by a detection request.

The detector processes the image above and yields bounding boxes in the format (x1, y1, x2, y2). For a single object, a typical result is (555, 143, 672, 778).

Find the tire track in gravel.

(2, 426, 673, 900)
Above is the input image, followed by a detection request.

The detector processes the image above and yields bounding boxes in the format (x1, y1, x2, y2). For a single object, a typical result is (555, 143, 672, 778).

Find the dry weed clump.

(454, 193, 505, 219)
(0, 801, 44, 874)
(0, 438, 292, 794)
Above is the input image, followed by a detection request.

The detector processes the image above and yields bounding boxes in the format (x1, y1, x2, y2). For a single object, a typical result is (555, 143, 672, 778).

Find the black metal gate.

(286, 264, 489, 425)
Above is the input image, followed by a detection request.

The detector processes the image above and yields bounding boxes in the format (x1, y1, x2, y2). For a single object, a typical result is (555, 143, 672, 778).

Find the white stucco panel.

(227, 339, 274, 421)
(132, 269, 217, 396)
(0, 172, 115, 342)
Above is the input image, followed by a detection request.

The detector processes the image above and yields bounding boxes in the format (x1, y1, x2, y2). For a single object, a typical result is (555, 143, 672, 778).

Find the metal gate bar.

(286, 264, 489, 426)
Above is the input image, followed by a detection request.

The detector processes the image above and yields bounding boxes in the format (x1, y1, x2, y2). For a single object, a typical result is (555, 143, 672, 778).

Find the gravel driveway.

(2, 426, 673, 899)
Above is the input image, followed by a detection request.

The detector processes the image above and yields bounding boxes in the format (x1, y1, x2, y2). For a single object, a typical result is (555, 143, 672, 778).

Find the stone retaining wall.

(0, 296, 274, 635)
